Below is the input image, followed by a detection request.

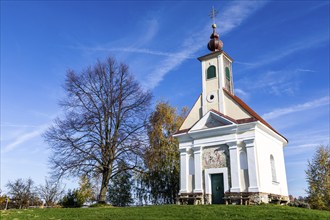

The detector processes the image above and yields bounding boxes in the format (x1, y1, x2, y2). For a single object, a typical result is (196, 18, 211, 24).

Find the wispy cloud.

(218, 1, 268, 34)
(237, 34, 329, 69)
(308, 1, 329, 13)
(69, 1, 268, 89)
(234, 88, 249, 100)
(145, 1, 268, 89)
(262, 96, 330, 120)
(295, 68, 316, 73)
(135, 18, 159, 46)
(2, 124, 49, 153)
(284, 126, 329, 197)
(287, 128, 330, 147)
(283, 127, 329, 159)
(237, 66, 321, 97)
(235, 61, 256, 66)
(237, 69, 303, 96)
(1, 123, 41, 128)
(71, 46, 193, 59)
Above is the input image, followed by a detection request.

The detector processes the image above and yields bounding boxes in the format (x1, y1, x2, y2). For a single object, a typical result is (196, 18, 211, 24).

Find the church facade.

(174, 23, 289, 205)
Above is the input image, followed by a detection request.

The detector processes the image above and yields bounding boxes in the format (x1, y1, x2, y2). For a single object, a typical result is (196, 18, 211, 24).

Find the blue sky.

(1, 1, 329, 197)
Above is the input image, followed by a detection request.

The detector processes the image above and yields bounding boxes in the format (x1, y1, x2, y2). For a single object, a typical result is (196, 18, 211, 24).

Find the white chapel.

(174, 23, 289, 205)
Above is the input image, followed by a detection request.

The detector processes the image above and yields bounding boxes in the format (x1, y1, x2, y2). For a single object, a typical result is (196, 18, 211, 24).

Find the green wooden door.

(211, 173, 224, 204)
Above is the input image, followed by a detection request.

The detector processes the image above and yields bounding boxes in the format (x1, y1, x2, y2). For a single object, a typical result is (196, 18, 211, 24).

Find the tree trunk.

(5, 198, 9, 210)
(98, 168, 111, 203)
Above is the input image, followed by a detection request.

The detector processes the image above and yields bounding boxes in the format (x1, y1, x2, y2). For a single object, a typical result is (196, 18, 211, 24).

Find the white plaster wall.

(192, 132, 237, 146)
(191, 126, 256, 147)
(255, 126, 288, 196)
(178, 114, 289, 198)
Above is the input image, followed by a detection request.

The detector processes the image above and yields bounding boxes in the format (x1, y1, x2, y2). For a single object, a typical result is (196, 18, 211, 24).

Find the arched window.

(270, 155, 277, 182)
(225, 67, 230, 81)
(207, 66, 216, 79)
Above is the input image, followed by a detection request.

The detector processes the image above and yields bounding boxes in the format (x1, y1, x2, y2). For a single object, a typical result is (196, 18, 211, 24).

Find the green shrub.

(288, 200, 311, 209)
(60, 189, 85, 208)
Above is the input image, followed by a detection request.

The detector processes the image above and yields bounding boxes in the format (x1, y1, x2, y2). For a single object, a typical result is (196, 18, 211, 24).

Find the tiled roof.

(209, 109, 258, 124)
(174, 128, 190, 135)
(223, 89, 288, 143)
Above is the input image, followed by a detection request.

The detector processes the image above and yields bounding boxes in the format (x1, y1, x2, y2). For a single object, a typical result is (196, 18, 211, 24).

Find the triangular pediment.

(190, 110, 235, 131)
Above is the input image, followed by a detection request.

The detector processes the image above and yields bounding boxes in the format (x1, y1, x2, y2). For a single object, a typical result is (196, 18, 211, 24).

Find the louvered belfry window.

(207, 65, 216, 79)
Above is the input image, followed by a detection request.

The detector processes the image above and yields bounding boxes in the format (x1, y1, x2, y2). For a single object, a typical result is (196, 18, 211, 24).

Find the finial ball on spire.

(207, 8, 223, 52)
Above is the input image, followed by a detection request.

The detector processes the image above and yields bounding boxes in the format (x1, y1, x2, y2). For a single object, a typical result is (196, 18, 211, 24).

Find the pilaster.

(179, 148, 189, 194)
(217, 54, 225, 114)
(201, 61, 207, 116)
(228, 141, 240, 192)
(193, 146, 203, 193)
(245, 139, 259, 192)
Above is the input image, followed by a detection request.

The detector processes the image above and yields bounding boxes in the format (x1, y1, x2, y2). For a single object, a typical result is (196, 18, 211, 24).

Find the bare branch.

(44, 56, 151, 203)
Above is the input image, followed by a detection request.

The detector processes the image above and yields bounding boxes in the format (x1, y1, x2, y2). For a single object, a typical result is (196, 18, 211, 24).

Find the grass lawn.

(1, 205, 329, 220)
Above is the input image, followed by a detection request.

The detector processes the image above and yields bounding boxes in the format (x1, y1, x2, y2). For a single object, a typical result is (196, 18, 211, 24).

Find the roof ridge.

(209, 109, 238, 123)
(223, 89, 288, 143)
(175, 109, 257, 135)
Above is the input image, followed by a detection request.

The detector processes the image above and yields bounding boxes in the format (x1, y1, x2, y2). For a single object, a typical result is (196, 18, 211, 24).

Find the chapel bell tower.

(199, 23, 234, 116)
(174, 8, 289, 206)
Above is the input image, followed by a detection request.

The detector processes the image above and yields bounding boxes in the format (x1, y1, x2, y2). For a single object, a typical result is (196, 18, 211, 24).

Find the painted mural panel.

(202, 145, 229, 169)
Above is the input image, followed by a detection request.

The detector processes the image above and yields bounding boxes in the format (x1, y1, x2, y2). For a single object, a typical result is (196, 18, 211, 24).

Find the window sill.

(206, 77, 217, 81)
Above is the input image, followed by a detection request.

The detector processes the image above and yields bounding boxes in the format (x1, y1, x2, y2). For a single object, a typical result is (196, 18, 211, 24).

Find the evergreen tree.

(60, 189, 85, 208)
(108, 162, 133, 206)
(305, 145, 330, 210)
(78, 175, 95, 204)
(59, 176, 96, 208)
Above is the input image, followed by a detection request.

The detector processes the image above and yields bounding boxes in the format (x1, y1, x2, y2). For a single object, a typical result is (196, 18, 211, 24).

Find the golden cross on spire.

(209, 6, 218, 24)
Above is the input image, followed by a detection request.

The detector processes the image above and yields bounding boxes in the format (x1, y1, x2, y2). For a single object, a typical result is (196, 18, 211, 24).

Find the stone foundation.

(177, 193, 203, 205)
(224, 192, 289, 205)
(178, 192, 289, 205)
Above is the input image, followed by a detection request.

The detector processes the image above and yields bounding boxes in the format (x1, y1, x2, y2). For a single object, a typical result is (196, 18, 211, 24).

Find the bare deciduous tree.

(44, 57, 152, 203)
(37, 179, 64, 207)
(6, 178, 40, 209)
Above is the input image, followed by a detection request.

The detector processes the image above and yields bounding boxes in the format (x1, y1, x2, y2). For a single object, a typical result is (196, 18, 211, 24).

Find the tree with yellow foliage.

(305, 145, 330, 210)
(138, 102, 186, 204)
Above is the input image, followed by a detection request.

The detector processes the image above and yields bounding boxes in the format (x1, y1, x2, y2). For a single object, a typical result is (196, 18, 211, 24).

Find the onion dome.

(207, 24, 223, 52)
